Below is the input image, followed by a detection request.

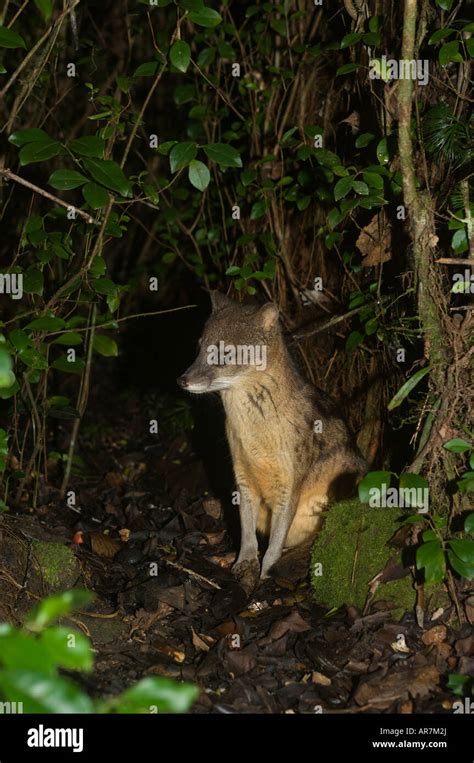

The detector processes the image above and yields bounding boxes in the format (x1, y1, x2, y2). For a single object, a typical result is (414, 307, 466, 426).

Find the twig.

(164, 559, 222, 590)
(436, 258, 474, 265)
(15, 375, 44, 503)
(0, 168, 95, 224)
(0, 0, 81, 100)
(292, 303, 376, 340)
(120, 63, 167, 169)
(60, 304, 97, 498)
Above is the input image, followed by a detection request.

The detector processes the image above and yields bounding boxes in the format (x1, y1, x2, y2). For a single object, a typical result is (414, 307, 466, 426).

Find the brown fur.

(178, 292, 366, 588)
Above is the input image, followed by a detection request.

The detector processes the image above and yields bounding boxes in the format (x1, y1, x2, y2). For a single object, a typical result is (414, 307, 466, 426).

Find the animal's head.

(177, 292, 280, 394)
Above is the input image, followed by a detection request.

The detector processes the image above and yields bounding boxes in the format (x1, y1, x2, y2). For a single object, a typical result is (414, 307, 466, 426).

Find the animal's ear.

(258, 303, 279, 332)
(210, 291, 234, 312)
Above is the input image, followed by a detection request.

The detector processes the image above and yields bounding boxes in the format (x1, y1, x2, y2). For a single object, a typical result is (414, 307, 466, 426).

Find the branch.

(436, 258, 474, 265)
(0, 0, 81, 100)
(0, 168, 95, 225)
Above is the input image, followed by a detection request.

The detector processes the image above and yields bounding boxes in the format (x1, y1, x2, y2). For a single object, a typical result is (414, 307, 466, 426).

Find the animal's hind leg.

(260, 489, 297, 579)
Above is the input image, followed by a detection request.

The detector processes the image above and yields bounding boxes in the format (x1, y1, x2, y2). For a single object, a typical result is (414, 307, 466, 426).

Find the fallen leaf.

(421, 625, 447, 646)
(311, 671, 331, 686)
(90, 532, 121, 559)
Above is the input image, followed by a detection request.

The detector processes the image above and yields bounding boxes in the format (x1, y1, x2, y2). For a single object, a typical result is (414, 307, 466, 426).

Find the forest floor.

(1, 370, 472, 714)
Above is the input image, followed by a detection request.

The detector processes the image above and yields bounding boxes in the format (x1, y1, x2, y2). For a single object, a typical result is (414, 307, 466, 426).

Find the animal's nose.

(177, 374, 189, 389)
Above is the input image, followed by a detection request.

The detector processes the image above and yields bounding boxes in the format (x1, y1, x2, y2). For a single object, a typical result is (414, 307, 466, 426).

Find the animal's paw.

(232, 557, 260, 595)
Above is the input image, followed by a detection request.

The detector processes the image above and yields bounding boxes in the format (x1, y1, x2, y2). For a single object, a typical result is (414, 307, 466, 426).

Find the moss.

(311, 499, 415, 612)
(31, 540, 80, 590)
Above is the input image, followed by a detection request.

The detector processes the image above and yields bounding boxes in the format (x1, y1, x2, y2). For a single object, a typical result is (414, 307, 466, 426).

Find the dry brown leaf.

(205, 531, 226, 546)
(354, 665, 439, 708)
(464, 595, 474, 624)
(202, 498, 222, 519)
(356, 213, 392, 267)
(90, 532, 121, 559)
(421, 625, 447, 646)
(311, 671, 332, 686)
(191, 627, 214, 652)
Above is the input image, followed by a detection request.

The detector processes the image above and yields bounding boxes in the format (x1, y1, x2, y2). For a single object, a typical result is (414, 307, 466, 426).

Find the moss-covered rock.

(31, 540, 80, 590)
(311, 499, 414, 613)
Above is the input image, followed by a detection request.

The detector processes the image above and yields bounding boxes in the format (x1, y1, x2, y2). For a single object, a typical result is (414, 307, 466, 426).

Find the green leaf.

(91, 278, 118, 296)
(41, 627, 93, 672)
(82, 182, 109, 209)
(0, 348, 14, 389)
(51, 356, 85, 374)
(113, 677, 198, 713)
(92, 335, 118, 357)
(27, 590, 94, 630)
(401, 514, 428, 525)
(442, 437, 471, 453)
(25, 317, 66, 331)
(416, 540, 446, 584)
(448, 539, 474, 565)
(363, 171, 384, 190)
(0, 26, 26, 49)
(334, 176, 353, 201)
(48, 170, 88, 190)
(188, 8, 222, 27)
(83, 158, 132, 196)
(0, 631, 52, 673)
(345, 330, 363, 352)
(18, 348, 48, 370)
(446, 673, 469, 696)
(399, 473, 429, 507)
(170, 40, 191, 72)
(23, 266, 44, 295)
(197, 47, 215, 67)
(33, 0, 53, 21)
(451, 228, 468, 254)
(428, 28, 456, 44)
(0, 671, 93, 713)
(353, 181, 369, 195)
(51, 332, 83, 346)
(358, 470, 392, 503)
(340, 32, 363, 48)
(447, 550, 474, 580)
(250, 201, 266, 220)
(69, 136, 106, 158)
(355, 133, 374, 148)
(188, 159, 210, 191)
(465, 514, 474, 534)
(376, 137, 389, 164)
(169, 141, 197, 172)
(203, 143, 242, 168)
(439, 40, 462, 65)
(241, 169, 257, 186)
(8, 128, 49, 146)
(435, 0, 453, 8)
(362, 32, 381, 46)
(133, 61, 160, 77)
(387, 367, 429, 411)
(19, 139, 62, 166)
(336, 63, 361, 76)
(9, 329, 31, 351)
